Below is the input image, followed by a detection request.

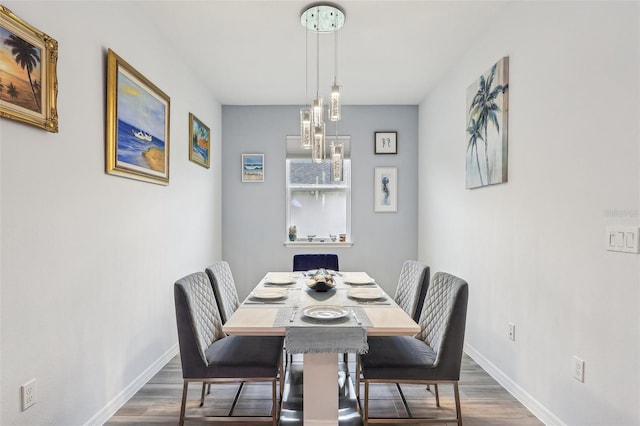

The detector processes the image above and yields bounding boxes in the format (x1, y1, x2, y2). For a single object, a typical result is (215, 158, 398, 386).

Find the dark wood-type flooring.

(106, 353, 542, 425)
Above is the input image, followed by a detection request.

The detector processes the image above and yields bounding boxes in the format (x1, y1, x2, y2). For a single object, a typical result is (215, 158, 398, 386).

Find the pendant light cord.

(316, 24, 320, 99)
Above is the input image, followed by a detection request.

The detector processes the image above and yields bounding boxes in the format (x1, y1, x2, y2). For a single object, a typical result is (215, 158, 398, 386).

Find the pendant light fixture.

(300, 3, 345, 163)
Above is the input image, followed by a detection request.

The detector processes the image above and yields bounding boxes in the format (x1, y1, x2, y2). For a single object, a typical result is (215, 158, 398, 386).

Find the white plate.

(303, 305, 349, 320)
(343, 273, 375, 285)
(251, 289, 288, 300)
(348, 288, 386, 300)
(265, 274, 296, 284)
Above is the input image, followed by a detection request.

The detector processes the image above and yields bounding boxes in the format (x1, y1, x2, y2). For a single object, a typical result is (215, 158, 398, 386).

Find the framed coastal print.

(465, 56, 509, 189)
(242, 153, 264, 182)
(374, 131, 397, 154)
(106, 49, 170, 185)
(374, 167, 397, 212)
(189, 113, 210, 168)
(0, 5, 58, 132)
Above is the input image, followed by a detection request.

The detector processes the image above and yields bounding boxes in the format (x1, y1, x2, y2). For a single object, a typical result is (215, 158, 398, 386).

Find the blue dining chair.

(292, 253, 339, 272)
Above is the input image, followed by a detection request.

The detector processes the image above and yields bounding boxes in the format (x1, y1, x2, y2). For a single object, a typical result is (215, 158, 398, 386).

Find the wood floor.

(105, 353, 542, 425)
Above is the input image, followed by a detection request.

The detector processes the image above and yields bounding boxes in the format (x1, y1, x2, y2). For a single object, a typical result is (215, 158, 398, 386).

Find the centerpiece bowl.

(306, 269, 336, 292)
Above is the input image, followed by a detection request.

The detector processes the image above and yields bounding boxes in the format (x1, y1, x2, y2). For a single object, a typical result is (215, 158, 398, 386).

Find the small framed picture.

(189, 113, 210, 168)
(374, 131, 397, 154)
(374, 167, 397, 212)
(242, 153, 264, 182)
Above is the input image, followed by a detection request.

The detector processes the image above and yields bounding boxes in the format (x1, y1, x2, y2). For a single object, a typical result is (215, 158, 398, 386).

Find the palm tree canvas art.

(0, 6, 58, 132)
(466, 57, 509, 189)
(0, 27, 41, 113)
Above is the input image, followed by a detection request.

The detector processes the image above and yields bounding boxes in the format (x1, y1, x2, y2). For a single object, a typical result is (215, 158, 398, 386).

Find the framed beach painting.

(374, 167, 397, 212)
(466, 56, 509, 189)
(189, 113, 210, 168)
(106, 49, 170, 185)
(0, 5, 58, 132)
(242, 153, 264, 182)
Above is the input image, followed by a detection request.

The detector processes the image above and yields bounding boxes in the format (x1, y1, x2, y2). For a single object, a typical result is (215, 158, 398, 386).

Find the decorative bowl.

(306, 269, 336, 292)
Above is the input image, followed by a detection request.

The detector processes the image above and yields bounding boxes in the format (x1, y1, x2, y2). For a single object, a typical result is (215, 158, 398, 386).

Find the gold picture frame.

(189, 113, 210, 168)
(0, 5, 58, 132)
(106, 49, 170, 185)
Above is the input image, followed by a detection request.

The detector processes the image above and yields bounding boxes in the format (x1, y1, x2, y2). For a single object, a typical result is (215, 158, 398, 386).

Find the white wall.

(222, 105, 419, 300)
(0, 2, 222, 425)
(418, 1, 639, 425)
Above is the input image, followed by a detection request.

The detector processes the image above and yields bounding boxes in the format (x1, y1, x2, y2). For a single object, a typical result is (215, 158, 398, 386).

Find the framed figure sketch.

(374, 131, 397, 154)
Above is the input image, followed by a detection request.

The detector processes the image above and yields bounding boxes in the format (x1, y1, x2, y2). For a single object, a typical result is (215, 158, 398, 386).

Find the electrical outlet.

(573, 356, 585, 382)
(21, 379, 36, 411)
(507, 322, 515, 341)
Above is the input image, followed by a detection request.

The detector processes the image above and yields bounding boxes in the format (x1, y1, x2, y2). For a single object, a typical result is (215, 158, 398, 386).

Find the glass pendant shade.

(312, 97, 323, 126)
(331, 142, 343, 181)
(300, 107, 312, 149)
(312, 122, 325, 163)
(329, 85, 341, 121)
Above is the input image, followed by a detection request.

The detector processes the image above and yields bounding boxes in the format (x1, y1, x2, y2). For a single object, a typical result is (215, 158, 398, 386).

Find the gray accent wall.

(222, 105, 418, 299)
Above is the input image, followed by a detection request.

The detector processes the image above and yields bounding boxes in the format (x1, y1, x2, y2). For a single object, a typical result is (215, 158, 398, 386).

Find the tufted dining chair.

(393, 260, 430, 322)
(292, 253, 339, 272)
(205, 260, 240, 325)
(357, 272, 469, 425)
(174, 272, 283, 425)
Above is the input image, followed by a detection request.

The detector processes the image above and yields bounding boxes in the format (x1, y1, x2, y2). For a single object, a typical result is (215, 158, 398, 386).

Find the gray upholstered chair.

(292, 253, 339, 272)
(357, 272, 469, 425)
(174, 272, 283, 425)
(205, 260, 240, 324)
(393, 260, 430, 322)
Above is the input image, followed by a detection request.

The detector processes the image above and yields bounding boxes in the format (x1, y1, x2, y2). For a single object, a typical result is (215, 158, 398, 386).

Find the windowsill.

(284, 241, 353, 248)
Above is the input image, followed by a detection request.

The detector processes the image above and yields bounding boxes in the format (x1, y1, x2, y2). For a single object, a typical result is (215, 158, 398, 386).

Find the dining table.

(222, 270, 420, 426)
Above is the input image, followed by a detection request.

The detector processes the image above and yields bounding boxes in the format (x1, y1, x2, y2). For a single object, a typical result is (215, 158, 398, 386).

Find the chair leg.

(272, 378, 278, 426)
(200, 382, 206, 406)
(279, 357, 284, 399)
(355, 356, 361, 398)
(435, 383, 440, 407)
(363, 381, 369, 426)
(179, 381, 188, 426)
(453, 382, 462, 426)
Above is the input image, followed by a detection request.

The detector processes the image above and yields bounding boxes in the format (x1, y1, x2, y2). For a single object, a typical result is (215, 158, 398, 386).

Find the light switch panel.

(606, 227, 640, 253)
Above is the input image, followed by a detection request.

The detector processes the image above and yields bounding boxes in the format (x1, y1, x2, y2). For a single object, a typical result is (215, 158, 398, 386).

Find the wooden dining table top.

(222, 271, 420, 337)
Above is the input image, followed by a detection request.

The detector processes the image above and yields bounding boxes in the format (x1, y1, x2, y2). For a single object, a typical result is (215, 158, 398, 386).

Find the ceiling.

(140, 1, 510, 106)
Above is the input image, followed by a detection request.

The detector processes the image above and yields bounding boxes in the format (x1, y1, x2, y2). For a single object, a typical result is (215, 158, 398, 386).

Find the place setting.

(276, 304, 372, 328)
(347, 288, 389, 304)
(244, 288, 289, 305)
(263, 272, 299, 287)
(341, 272, 377, 286)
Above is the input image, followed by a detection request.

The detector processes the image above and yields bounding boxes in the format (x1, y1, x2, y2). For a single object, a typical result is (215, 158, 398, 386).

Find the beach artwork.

(189, 113, 210, 168)
(0, 27, 41, 113)
(466, 57, 509, 189)
(106, 49, 170, 185)
(242, 154, 264, 182)
(0, 5, 58, 132)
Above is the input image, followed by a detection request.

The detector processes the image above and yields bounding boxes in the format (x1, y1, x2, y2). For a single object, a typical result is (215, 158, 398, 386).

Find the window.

(285, 136, 351, 245)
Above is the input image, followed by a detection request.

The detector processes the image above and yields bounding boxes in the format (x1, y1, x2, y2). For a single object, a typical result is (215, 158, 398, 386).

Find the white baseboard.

(464, 344, 565, 426)
(84, 343, 179, 426)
